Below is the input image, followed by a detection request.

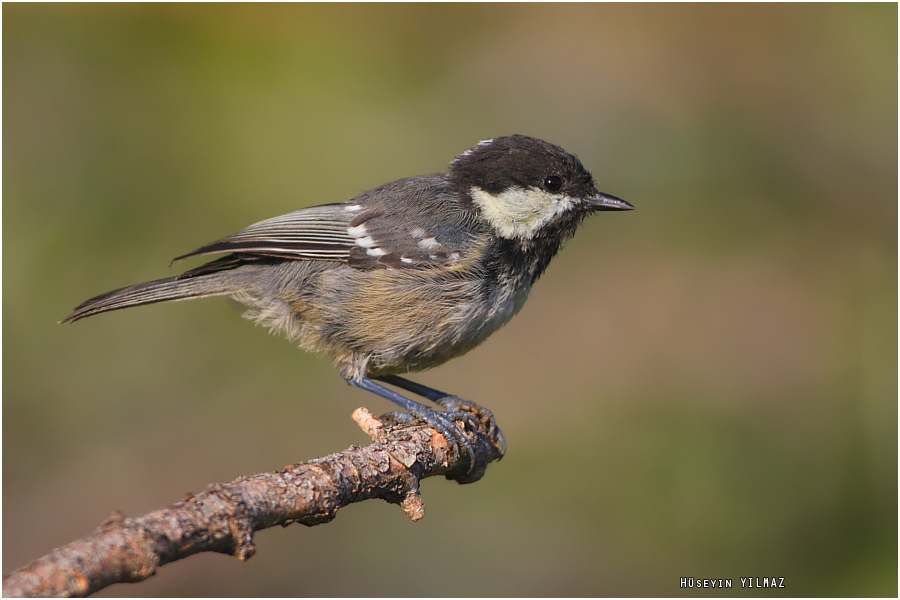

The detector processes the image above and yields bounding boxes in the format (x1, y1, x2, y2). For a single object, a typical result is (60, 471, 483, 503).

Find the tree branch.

(2, 407, 504, 598)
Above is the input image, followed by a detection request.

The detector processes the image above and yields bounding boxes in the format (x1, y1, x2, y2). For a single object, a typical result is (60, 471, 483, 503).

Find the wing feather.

(170, 176, 483, 271)
(172, 203, 355, 263)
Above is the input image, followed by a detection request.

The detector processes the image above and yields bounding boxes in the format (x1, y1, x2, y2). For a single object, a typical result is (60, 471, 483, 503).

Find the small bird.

(64, 135, 632, 464)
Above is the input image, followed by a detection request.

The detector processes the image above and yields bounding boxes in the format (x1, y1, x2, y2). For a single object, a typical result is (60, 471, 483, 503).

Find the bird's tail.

(62, 271, 236, 324)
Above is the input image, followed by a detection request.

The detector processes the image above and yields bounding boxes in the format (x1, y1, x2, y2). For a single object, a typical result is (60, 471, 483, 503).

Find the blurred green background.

(4, 4, 897, 597)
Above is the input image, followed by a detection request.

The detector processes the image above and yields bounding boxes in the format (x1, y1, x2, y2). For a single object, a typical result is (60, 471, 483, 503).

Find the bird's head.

(449, 135, 632, 241)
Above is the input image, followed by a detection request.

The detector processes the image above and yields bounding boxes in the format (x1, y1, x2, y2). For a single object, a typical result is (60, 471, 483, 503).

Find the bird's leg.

(374, 375, 506, 457)
(344, 376, 476, 468)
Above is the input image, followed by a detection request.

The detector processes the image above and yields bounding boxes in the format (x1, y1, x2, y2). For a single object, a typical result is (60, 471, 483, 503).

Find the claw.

(431, 395, 506, 459)
(359, 375, 506, 467)
(407, 405, 477, 470)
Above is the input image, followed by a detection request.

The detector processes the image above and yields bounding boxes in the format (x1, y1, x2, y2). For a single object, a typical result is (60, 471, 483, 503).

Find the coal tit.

(64, 135, 632, 463)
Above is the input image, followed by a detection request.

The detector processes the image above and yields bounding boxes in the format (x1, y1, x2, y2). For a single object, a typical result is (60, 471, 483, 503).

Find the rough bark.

(3, 407, 503, 598)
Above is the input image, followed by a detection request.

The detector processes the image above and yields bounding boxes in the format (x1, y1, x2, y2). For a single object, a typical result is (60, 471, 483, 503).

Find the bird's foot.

(403, 404, 478, 471)
(430, 395, 506, 459)
(353, 375, 503, 480)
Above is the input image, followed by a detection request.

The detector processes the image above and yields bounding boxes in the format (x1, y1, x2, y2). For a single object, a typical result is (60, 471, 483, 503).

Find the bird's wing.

(340, 204, 477, 270)
(172, 182, 479, 271)
(172, 203, 356, 263)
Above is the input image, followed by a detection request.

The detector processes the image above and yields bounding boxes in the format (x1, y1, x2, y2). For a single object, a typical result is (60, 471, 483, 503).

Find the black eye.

(543, 175, 563, 192)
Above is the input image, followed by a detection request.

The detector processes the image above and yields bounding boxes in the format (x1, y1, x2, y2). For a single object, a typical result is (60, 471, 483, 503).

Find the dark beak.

(585, 192, 634, 211)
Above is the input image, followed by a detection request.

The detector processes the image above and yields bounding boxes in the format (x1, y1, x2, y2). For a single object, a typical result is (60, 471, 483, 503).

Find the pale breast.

(300, 266, 532, 378)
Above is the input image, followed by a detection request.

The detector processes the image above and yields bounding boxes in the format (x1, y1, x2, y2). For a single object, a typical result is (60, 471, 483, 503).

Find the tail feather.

(62, 273, 235, 323)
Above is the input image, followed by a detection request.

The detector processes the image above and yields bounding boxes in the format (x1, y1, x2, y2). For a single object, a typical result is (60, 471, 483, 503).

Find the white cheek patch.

(470, 186, 576, 239)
